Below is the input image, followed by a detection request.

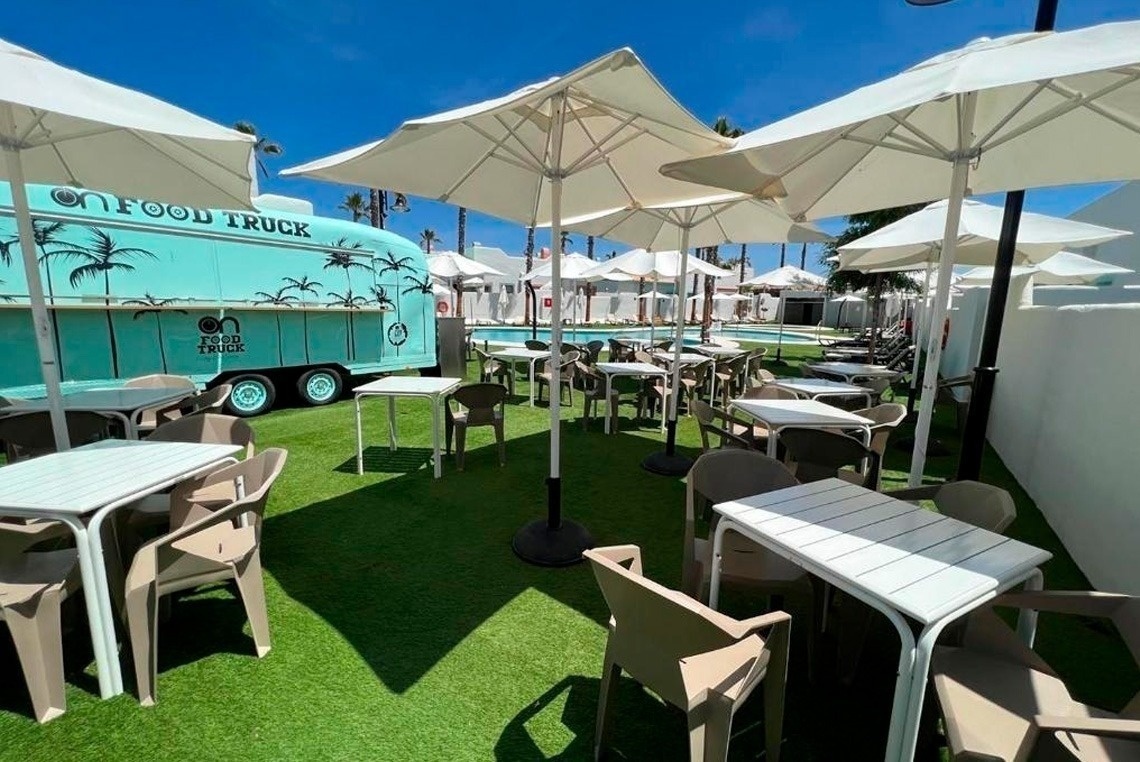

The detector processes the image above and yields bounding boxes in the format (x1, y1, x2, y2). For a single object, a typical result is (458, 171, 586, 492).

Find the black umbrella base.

(512, 519, 594, 567)
(641, 450, 694, 476)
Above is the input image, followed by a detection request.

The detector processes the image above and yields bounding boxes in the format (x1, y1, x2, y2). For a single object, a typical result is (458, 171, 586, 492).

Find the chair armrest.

(731, 610, 792, 640)
(679, 635, 768, 706)
(992, 590, 1134, 619)
(1035, 715, 1140, 741)
(884, 485, 940, 502)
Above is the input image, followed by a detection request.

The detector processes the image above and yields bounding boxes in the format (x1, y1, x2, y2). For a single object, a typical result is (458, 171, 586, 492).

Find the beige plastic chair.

(124, 374, 196, 432)
(933, 590, 1140, 761)
(444, 383, 506, 470)
(0, 411, 113, 461)
(577, 361, 620, 433)
(154, 384, 232, 426)
(691, 400, 765, 453)
(740, 384, 797, 401)
(851, 403, 907, 489)
(778, 428, 880, 488)
(886, 480, 1016, 533)
(584, 544, 791, 762)
(127, 413, 258, 532)
(125, 448, 287, 706)
(473, 346, 514, 395)
(0, 521, 79, 723)
(536, 351, 579, 405)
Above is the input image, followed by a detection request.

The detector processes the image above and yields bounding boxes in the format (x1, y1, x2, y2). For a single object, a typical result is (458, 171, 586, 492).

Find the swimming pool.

(469, 325, 816, 345)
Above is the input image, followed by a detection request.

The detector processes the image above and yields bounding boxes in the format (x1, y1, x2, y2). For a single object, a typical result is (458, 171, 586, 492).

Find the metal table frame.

(730, 398, 874, 459)
(709, 480, 1050, 761)
(594, 362, 669, 435)
(353, 377, 464, 478)
(487, 348, 548, 407)
(0, 440, 240, 699)
(769, 378, 874, 407)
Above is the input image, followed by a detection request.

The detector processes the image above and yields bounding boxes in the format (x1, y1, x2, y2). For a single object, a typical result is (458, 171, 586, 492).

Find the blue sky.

(4, 0, 1138, 274)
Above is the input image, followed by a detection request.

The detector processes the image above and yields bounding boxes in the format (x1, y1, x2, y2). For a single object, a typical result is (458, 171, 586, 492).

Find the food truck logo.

(197, 316, 246, 355)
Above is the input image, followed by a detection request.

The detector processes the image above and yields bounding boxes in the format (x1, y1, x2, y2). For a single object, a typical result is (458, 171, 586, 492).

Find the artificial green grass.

(0, 344, 1134, 761)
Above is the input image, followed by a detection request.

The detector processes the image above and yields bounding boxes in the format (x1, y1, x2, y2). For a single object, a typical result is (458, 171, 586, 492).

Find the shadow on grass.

(334, 446, 438, 475)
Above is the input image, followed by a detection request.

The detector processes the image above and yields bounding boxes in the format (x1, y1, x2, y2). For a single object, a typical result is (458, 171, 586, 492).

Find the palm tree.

(419, 229, 440, 254)
(125, 293, 187, 373)
(0, 279, 16, 303)
(254, 286, 299, 365)
(32, 221, 71, 305)
(339, 192, 369, 222)
(560, 231, 572, 253)
(401, 275, 434, 342)
(283, 275, 323, 363)
(323, 238, 371, 292)
(800, 242, 808, 270)
(375, 250, 415, 277)
(523, 225, 536, 324)
(779, 243, 787, 267)
(583, 235, 597, 322)
(455, 208, 468, 317)
(233, 121, 283, 179)
(326, 289, 366, 359)
(0, 235, 16, 266)
(737, 243, 748, 318)
(55, 228, 157, 377)
(369, 189, 382, 228)
(368, 285, 396, 358)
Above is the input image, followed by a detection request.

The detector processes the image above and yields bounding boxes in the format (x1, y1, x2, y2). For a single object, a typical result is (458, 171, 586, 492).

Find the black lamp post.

(906, 0, 1060, 481)
(375, 190, 410, 229)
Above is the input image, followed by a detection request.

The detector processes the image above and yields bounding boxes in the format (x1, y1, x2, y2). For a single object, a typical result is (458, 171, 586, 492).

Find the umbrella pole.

(642, 225, 693, 476)
(906, 259, 934, 414)
(512, 91, 591, 566)
(908, 107, 975, 487)
(649, 274, 657, 344)
(775, 292, 786, 363)
(1, 139, 70, 452)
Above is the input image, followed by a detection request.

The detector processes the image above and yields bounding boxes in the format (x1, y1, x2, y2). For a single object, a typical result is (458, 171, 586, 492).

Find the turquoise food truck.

(0, 183, 437, 415)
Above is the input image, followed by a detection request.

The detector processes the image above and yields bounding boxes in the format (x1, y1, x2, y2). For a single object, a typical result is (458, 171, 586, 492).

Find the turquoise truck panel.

(0, 183, 436, 397)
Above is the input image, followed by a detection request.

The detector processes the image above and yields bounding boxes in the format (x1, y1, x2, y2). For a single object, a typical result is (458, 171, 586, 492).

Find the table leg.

(529, 358, 538, 407)
(604, 374, 614, 435)
(708, 519, 729, 610)
(387, 396, 397, 452)
(767, 424, 780, 459)
(1016, 568, 1044, 647)
(432, 394, 442, 479)
(659, 373, 666, 434)
(111, 411, 135, 440)
(55, 516, 118, 699)
(355, 395, 364, 475)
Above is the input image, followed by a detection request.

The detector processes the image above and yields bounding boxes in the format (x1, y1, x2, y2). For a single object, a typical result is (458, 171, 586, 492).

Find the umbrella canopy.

(636, 289, 673, 300)
(521, 252, 596, 281)
(662, 20, 1140, 501)
(743, 265, 826, 289)
(557, 190, 830, 251)
(0, 37, 256, 458)
(427, 251, 504, 278)
(282, 47, 734, 566)
(431, 282, 451, 298)
(830, 294, 865, 303)
(582, 249, 734, 280)
(837, 199, 1130, 271)
(688, 292, 752, 302)
(959, 250, 1134, 286)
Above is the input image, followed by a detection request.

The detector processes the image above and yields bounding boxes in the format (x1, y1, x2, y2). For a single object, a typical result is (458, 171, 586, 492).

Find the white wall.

(944, 282, 1140, 593)
(1068, 181, 1140, 285)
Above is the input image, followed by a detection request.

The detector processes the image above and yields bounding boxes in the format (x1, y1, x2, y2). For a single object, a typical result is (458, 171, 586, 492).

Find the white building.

(1067, 181, 1140, 285)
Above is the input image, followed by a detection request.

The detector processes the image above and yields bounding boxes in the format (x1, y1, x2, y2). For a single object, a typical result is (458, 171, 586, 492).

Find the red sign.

(436, 301, 449, 314)
(542, 297, 552, 308)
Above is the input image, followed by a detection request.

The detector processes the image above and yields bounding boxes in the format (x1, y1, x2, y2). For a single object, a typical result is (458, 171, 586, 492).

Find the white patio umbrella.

(558, 193, 828, 472)
(663, 20, 1140, 499)
(0, 37, 256, 454)
(282, 48, 733, 566)
(521, 252, 595, 338)
(830, 293, 865, 328)
(427, 251, 504, 315)
(959, 251, 1134, 285)
(836, 198, 1130, 272)
(742, 264, 827, 289)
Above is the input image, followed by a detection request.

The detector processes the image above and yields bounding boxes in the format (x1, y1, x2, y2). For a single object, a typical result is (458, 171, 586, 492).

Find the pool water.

(470, 325, 816, 345)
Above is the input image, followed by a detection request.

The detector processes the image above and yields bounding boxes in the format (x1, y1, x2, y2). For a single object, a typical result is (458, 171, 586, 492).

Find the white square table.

(487, 348, 549, 406)
(730, 398, 875, 458)
(711, 479, 1051, 762)
(0, 439, 241, 699)
(594, 362, 669, 435)
(807, 362, 900, 383)
(7, 387, 197, 438)
(769, 377, 874, 407)
(353, 377, 464, 478)
(651, 350, 709, 366)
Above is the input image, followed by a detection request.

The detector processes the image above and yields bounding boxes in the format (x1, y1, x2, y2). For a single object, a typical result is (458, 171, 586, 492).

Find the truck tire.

(297, 368, 342, 406)
(226, 374, 276, 417)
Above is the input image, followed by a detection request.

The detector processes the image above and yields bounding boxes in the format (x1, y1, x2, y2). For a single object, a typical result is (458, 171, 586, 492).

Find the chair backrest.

(741, 384, 797, 401)
(165, 448, 288, 539)
(690, 400, 753, 452)
(779, 428, 879, 486)
(524, 340, 549, 351)
(0, 411, 113, 461)
(687, 449, 798, 528)
(632, 349, 655, 366)
(683, 359, 714, 385)
(473, 346, 495, 366)
(585, 340, 605, 364)
(449, 383, 507, 426)
(747, 348, 768, 378)
(853, 402, 907, 456)
(124, 374, 196, 391)
(933, 481, 1017, 534)
(799, 364, 817, 378)
(584, 545, 742, 707)
(148, 413, 256, 458)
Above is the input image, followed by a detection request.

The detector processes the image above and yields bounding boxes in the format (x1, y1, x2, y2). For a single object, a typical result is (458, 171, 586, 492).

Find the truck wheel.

(226, 374, 276, 417)
(297, 368, 342, 406)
